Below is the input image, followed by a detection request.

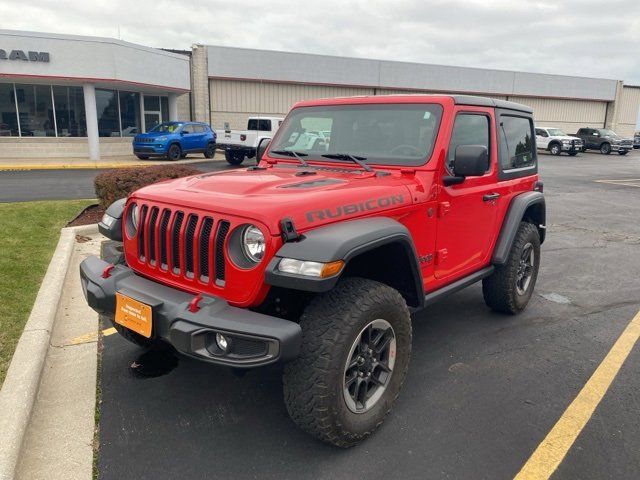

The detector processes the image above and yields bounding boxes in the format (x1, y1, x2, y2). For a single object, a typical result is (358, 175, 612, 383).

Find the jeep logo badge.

(0, 49, 50, 62)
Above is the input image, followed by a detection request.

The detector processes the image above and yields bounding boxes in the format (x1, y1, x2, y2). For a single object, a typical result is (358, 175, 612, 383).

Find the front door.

(535, 128, 549, 149)
(434, 107, 499, 280)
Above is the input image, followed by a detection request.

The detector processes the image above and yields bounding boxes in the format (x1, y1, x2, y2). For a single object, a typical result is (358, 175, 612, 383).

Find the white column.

(82, 84, 100, 161)
(168, 93, 178, 121)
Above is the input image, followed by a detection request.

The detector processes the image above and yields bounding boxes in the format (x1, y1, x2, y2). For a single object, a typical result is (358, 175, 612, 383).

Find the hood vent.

(280, 178, 345, 189)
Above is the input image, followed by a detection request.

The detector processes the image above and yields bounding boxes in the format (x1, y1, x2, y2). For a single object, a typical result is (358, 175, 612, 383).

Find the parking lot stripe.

(514, 310, 640, 480)
(68, 327, 117, 345)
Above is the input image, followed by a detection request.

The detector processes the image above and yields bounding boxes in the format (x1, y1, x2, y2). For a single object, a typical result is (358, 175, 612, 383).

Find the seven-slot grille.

(135, 205, 230, 286)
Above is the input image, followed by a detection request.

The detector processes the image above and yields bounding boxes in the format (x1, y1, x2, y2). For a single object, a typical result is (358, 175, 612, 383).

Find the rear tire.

(225, 150, 244, 165)
(600, 143, 611, 155)
(482, 222, 540, 314)
(619, 151, 628, 156)
(204, 142, 216, 158)
(167, 144, 181, 161)
(283, 277, 412, 448)
(568, 151, 578, 156)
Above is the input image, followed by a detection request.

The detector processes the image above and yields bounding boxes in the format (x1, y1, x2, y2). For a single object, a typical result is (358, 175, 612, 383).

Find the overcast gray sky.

(2, 0, 640, 86)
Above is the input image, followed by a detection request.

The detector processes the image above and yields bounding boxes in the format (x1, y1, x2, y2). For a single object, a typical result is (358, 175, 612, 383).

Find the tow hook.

(187, 294, 204, 313)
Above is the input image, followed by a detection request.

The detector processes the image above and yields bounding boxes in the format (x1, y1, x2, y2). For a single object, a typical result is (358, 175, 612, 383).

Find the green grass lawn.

(0, 199, 94, 387)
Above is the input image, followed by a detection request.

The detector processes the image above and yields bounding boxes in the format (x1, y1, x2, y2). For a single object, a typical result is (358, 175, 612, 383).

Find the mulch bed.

(67, 204, 105, 227)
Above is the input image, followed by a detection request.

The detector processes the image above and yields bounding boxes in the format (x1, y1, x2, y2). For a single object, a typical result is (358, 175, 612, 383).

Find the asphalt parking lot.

(97, 150, 640, 480)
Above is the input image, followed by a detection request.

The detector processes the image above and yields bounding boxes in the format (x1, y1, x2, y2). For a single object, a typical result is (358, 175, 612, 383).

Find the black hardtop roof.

(451, 95, 533, 114)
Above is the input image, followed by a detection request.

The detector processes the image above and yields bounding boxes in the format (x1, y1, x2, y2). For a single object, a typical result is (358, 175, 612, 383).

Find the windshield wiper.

(321, 153, 372, 172)
(270, 150, 309, 167)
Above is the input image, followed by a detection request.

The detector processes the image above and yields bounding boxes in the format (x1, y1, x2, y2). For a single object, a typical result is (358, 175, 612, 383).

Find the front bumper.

(132, 143, 168, 156)
(611, 144, 632, 152)
(217, 143, 255, 153)
(80, 256, 301, 368)
(561, 143, 583, 151)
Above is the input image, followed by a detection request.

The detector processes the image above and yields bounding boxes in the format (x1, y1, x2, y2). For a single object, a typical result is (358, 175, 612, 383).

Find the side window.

(258, 120, 271, 131)
(577, 128, 587, 135)
(193, 125, 205, 133)
(447, 114, 490, 174)
(499, 116, 535, 171)
(535, 128, 548, 138)
(182, 125, 194, 134)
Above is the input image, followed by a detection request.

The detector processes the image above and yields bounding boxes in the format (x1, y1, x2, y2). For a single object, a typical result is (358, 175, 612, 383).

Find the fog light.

(216, 332, 230, 352)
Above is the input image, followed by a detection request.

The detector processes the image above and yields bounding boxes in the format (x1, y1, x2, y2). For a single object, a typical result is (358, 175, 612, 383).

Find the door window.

(535, 128, 548, 137)
(248, 119, 272, 131)
(193, 125, 205, 133)
(499, 115, 535, 171)
(446, 114, 490, 174)
(182, 124, 195, 134)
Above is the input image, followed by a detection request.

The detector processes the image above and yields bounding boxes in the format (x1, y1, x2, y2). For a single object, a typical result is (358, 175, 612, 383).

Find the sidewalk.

(0, 153, 225, 171)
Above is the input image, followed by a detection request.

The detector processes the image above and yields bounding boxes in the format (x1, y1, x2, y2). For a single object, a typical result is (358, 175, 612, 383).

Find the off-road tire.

(618, 151, 628, 156)
(549, 143, 561, 156)
(135, 155, 149, 160)
(167, 144, 181, 161)
(283, 277, 412, 448)
(225, 150, 244, 165)
(600, 143, 611, 155)
(482, 221, 540, 314)
(204, 142, 216, 158)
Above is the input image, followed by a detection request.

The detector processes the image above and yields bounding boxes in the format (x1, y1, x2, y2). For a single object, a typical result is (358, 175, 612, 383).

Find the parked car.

(215, 116, 283, 165)
(634, 132, 640, 149)
(572, 127, 633, 155)
(83, 94, 545, 447)
(132, 121, 216, 160)
(535, 127, 583, 156)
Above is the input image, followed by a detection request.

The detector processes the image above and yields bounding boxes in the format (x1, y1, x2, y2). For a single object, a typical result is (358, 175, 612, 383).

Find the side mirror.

(256, 138, 271, 162)
(443, 145, 489, 186)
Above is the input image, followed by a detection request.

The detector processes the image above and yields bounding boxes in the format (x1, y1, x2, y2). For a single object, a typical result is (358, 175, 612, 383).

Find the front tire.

(549, 143, 561, 156)
(225, 150, 244, 165)
(167, 144, 181, 161)
(482, 222, 540, 314)
(283, 277, 412, 448)
(600, 143, 611, 155)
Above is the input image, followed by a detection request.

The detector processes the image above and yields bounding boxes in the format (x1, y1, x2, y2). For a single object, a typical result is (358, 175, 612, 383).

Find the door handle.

(483, 193, 500, 202)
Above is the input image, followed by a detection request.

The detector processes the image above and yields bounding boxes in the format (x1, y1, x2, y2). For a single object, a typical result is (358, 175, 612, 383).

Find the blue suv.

(133, 122, 216, 161)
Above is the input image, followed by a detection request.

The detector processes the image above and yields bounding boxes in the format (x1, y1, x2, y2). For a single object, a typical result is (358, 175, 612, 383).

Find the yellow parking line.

(68, 327, 117, 345)
(514, 310, 640, 480)
(594, 179, 640, 188)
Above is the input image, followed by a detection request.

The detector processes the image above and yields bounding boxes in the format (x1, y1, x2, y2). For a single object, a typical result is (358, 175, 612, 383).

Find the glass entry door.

(144, 113, 161, 131)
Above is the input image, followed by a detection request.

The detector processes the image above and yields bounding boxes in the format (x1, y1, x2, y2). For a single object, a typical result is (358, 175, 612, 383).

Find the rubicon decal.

(305, 194, 404, 222)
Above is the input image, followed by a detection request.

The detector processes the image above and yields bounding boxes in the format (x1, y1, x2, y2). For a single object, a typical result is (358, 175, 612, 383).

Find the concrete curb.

(0, 157, 219, 171)
(0, 223, 99, 480)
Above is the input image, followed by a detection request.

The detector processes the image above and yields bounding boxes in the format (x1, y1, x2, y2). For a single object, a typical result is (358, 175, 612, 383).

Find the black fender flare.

(492, 191, 545, 265)
(264, 217, 423, 305)
(98, 198, 125, 241)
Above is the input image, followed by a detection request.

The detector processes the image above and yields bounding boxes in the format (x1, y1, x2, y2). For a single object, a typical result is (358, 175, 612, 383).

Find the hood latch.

(280, 217, 299, 243)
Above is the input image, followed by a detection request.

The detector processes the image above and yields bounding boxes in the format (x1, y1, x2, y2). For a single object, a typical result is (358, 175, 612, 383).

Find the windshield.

(598, 129, 618, 137)
(268, 104, 443, 166)
(547, 128, 567, 136)
(150, 122, 184, 133)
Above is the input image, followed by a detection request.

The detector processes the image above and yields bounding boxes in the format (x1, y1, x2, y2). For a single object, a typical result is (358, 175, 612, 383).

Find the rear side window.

(447, 114, 490, 173)
(194, 125, 205, 133)
(182, 124, 194, 134)
(248, 119, 272, 131)
(499, 115, 535, 171)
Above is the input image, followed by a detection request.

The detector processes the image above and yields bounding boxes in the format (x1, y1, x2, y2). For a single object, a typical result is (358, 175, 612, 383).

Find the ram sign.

(0, 49, 50, 62)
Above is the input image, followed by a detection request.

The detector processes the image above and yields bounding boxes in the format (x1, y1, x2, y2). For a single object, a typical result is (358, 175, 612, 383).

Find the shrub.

(94, 165, 202, 208)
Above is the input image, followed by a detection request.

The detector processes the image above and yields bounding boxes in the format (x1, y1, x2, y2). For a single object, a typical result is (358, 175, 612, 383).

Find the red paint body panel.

(121, 95, 538, 307)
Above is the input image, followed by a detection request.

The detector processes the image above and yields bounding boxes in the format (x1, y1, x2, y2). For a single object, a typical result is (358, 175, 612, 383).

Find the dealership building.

(1, 28, 639, 160)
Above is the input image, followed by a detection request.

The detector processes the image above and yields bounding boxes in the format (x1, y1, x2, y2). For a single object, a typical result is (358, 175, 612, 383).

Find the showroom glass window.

(0, 83, 19, 136)
(119, 91, 141, 136)
(52, 86, 87, 137)
(96, 89, 120, 137)
(15, 84, 56, 137)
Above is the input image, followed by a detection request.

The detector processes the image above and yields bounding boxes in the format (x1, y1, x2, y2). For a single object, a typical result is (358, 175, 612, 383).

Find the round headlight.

(125, 203, 139, 238)
(242, 225, 265, 263)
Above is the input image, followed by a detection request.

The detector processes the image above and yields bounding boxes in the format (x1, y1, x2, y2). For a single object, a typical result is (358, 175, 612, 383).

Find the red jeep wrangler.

(81, 95, 545, 447)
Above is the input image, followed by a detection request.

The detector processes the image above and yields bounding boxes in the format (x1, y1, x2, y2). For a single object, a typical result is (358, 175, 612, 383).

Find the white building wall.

(616, 86, 640, 137)
(510, 96, 607, 132)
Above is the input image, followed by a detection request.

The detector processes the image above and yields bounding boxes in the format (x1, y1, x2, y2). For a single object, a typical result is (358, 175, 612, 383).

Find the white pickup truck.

(535, 126, 584, 156)
(215, 116, 284, 165)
